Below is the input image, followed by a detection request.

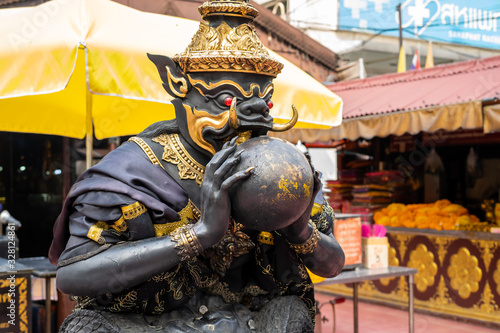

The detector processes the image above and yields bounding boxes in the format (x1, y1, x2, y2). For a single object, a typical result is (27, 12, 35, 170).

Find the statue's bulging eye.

(212, 93, 234, 109)
(267, 100, 273, 109)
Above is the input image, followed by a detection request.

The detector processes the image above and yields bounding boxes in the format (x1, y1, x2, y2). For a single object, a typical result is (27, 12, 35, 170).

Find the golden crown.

(198, 0, 258, 20)
(173, 0, 284, 77)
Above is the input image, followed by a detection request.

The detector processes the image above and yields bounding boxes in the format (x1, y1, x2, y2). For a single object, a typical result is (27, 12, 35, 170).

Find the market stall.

(318, 225, 500, 326)
(307, 56, 500, 328)
(273, 55, 500, 143)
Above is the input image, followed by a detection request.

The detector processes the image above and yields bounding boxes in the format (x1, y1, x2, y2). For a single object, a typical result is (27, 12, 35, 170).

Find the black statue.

(49, 1, 344, 332)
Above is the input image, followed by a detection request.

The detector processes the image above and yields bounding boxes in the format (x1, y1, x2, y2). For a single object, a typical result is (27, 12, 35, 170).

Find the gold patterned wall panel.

(407, 244, 438, 293)
(442, 239, 487, 308)
(402, 235, 440, 301)
(316, 229, 500, 327)
(448, 247, 482, 299)
(0, 275, 31, 333)
(488, 245, 500, 310)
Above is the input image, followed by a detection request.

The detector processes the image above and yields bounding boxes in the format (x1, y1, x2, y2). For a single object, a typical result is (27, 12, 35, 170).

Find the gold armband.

(287, 221, 321, 254)
(257, 231, 274, 245)
(170, 224, 203, 261)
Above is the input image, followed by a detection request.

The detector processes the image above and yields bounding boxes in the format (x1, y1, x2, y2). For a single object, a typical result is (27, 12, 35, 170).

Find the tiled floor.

(315, 292, 499, 333)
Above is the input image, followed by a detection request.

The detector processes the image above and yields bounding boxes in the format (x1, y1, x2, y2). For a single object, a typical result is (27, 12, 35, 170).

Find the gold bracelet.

(170, 224, 203, 261)
(287, 221, 321, 254)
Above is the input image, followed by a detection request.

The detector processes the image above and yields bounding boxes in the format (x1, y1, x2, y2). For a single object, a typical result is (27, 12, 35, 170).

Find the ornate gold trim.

(87, 203, 146, 240)
(198, 1, 259, 20)
(448, 247, 482, 299)
(111, 216, 128, 233)
(88, 216, 130, 243)
(311, 202, 334, 233)
(87, 221, 108, 245)
(493, 260, 500, 296)
(257, 231, 274, 245)
(235, 130, 251, 145)
(170, 224, 203, 261)
(288, 221, 321, 254)
(433, 275, 452, 307)
(207, 281, 268, 305)
(435, 236, 452, 265)
(477, 283, 498, 314)
(108, 290, 139, 313)
(166, 67, 188, 97)
(474, 238, 497, 268)
(18, 277, 29, 333)
(184, 104, 230, 155)
(154, 200, 200, 237)
(174, 22, 283, 77)
(311, 203, 323, 217)
(155, 221, 187, 237)
(153, 133, 206, 185)
(180, 200, 199, 221)
(188, 76, 274, 98)
(128, 137, 165, 170)
(407, 244, 438, 293)
(191, 201, 202, 221)
(205, 220, 254, 276)
(395, 233, 410, 261)
(121, 202, 147, 220)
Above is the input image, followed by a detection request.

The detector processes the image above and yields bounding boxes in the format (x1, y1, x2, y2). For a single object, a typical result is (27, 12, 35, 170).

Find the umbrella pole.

(86, 89, 93, 170)
(86, 133, 92, 169)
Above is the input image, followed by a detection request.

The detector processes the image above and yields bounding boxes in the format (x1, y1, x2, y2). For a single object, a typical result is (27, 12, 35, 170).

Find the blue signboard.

(338, 0, 500, 50)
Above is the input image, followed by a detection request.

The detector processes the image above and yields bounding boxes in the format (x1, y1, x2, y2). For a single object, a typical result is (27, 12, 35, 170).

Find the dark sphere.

(230, 136, 314, 231)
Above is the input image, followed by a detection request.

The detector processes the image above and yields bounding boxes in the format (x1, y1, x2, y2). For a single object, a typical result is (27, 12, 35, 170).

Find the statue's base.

(59, 294, 313, 333)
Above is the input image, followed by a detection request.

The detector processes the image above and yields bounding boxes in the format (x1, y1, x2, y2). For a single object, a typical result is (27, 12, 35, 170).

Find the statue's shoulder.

(126, 134, 168, 170)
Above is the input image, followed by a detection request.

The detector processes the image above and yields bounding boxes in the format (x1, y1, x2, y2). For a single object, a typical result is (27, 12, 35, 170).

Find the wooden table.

(315, 266, 417, 333)
(18, 257, 56, 333)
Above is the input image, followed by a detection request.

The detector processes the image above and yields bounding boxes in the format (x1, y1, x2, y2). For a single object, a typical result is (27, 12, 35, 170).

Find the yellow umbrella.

(0, 0, 342, 167)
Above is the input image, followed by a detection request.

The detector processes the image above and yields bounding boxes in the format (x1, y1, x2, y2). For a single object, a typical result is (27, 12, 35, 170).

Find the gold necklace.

(152, 133, 206, 185)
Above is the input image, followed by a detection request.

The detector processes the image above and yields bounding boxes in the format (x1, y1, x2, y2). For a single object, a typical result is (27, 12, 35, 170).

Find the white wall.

(309, 147, 338, 181)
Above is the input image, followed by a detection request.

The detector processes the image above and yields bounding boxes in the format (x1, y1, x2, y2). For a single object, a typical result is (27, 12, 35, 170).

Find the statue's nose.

(239, 97, 270, 118)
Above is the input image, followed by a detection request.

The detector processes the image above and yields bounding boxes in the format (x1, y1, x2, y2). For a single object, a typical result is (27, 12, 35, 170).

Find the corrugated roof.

(326, 55, 500, 119)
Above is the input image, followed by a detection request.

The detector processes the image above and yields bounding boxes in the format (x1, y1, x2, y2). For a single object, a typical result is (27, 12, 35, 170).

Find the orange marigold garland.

(373, 200, 481, 231)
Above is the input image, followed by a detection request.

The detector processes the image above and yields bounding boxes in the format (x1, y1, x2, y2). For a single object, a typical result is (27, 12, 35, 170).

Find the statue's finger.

(214, 150, 244, 180)
(220, 168, 254, 193)
(207, 144, 238, 173)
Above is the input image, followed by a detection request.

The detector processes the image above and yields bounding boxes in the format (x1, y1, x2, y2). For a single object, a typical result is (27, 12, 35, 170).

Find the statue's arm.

(295, 227, 345, 278)
(56, 234, 189, 298)
(57, 137, 251, 298)
(279, 175, 345, 278)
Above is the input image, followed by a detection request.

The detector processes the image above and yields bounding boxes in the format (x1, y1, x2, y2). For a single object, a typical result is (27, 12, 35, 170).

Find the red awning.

(273, 56, 500, 142)
(326, 55, 500, 120)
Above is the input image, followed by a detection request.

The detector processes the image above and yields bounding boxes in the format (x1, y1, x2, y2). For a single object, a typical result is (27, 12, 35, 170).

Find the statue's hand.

(194, 137, 253, 249)
(278, 170, 321, 244)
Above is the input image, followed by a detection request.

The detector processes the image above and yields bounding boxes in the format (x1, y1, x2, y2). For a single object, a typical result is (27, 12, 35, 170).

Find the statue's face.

(147, 53, 292, 157)
(177, 72, 275, 155)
